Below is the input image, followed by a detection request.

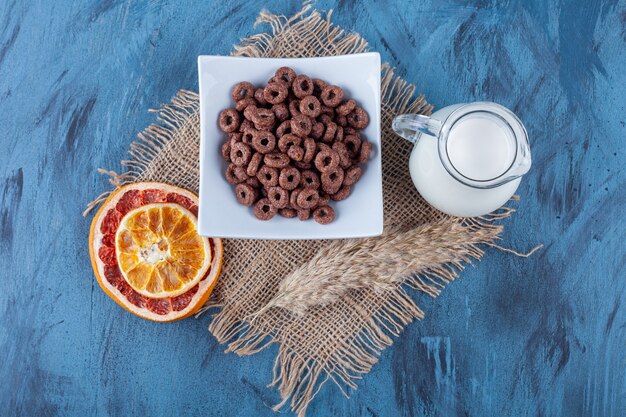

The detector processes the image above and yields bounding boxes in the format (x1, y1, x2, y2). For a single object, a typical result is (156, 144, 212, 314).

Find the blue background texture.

(1, 1, 624, 416)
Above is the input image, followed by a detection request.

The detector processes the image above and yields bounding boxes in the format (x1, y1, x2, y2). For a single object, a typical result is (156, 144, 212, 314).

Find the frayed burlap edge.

(84, 5, 526, 417)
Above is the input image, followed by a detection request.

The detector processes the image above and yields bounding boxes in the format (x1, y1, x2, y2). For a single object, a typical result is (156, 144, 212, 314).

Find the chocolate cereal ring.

(343, 134, 362, 156)
(358, 140, 372, 163)
(313, 205, 335, 224)
(230, 142, 252, 167)
(252, 130, 276, 154)
(300, 170, 320, 189)
(257, 165, 279, 188)
(287, 145, 305, 162)
(252, 108, 275, 129)
(288, 99, 301, 117)
(221, 141, 231, 161)
(332, 141, 352, 169)
(243, 105, 257, 121)
(321, 167, 344, 194)
(289, 188, 302, 209)
(254, 198, 277, 220)
(295, 161, 312, 170)
(320, 85, 344, 107)
(264, 152, 290, 169)
(234, 166, 249, 182)
(336, 99, 356, 116)
(241, 128, 257, 145)
(231, 81, 255, 102)
(347, 106, 369, 129)
(331, 185, 351, 201)
(292, 74, 314, 98)
(297, 208, 311, 221)
(279, 208, 297, 218)
(263, 82, 288, 104)
(239, 119, 254, 133)
(314, 148, 340, 173)
(299, 95, 322, 118)
(322, 122, 337, 143)
(254, 87, 268, 106)
(272, 103, 290, 121)
(303, 137, 317, 163)
(229, 132, 243, 145)
(219, 108, 240, 133)
(297, 188, 319, 209)
(336, 115, 347, 127)
(343, 165, 362, 186)
(318, 192, 331, 206)
(245, 176, 261, 188)
(335, 126, 344, 142)
(278, 134, 302, 153)
(312, 78, 328, 95)
(235, 183, 257, 206)
(278, 166, 301, 191)
(291, 114, 312, 137)
(267, 186, 289, 209)
(236, 97, 257, 112)
(276, 120, 292, 138)
(274, 66, 297, 86)
(225, 164, 243, 185)
(246, 152, 263, 177)
(311, 122, 324, 140)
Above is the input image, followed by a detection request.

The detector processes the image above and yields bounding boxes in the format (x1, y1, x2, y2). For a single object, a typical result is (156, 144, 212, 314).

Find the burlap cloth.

(86, 6, 519, 416)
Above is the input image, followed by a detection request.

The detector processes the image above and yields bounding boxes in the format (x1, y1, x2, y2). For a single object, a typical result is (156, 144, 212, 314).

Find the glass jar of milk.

(392, 102, 531, 217)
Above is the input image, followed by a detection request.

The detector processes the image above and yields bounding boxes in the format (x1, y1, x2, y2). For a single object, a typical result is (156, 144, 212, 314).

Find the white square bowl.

(197, 53, 382, 239)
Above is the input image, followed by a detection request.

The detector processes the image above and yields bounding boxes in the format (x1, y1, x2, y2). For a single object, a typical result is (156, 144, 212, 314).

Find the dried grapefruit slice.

(89, 182, 222, 322)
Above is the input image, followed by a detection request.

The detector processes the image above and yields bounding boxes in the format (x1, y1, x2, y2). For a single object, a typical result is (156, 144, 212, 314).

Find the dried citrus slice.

(89, 182, 223, 322)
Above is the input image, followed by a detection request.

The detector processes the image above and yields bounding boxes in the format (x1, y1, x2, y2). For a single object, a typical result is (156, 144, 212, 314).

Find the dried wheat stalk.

(255, 220, 489, 316)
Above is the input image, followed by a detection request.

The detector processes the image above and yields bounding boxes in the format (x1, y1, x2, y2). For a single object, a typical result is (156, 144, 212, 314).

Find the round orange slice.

(89, 182, 223, 322)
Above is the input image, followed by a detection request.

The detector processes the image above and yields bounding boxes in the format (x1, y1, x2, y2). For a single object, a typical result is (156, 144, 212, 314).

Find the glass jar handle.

(392, 114, 443, 144)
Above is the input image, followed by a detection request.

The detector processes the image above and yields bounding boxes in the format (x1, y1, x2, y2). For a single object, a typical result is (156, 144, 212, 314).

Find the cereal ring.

(243, 105, 257, 121)
(315, 148, 340, 173)
(267, 186, 289, 209)
(317, 142, 332, 153)
(321, 167, 344, 194)
(254, 198, 277, 220)
(234, 166, 249, 182)
(320, 85, 344, 107)
(335, 126, 344, 142)
(246, 176, 261, 188)
(239, 119, 254, 133)
(297, 208, 311, 221)
(344, 134, 362, 156)
(235, 183, 257, 206)
(230, 142, 252, 167)
(279, 208, 297, 218)
(264, 152, 290, 169)
(290, 188, 302, 209)
(252, 108, 275, 129)
(221, 141, 231, 161)
(229, 132, 243, 145)
(359, 140, 372, 163)
(336, 99, 356, 116)
(318, 114, 333, 126)
(312, 78, 328, 96)
(331, 185, 351, 201)
(252, 130, 276, 154)
(297, 188, 319, 209)
(347, 107, 369, 129)
(302, 137, 317, 163)
(276, 120, 292, 138)
(311, 122, 324, 140)
(291, 114, 312, 137)
(272, 103, 290, 122)
(231, 82, 255, 102)
(299, 95, 322, 118)
(332, 142, 352, 169)
(236, 97, 257, 112)
(274, 67, 297, 86)
(219, 108, 240, 133)
(241, 128, 256, 145)
(313, 205, 335, 224)
(292, 74, 314, 98)
(295, 161, 312, 170)
(257, 165, 279, 187)
(267, 76, 289, 87)
(322, 122, 337, 143)
(318, 192, 331, 206)
(343, 165, 362, 186)
(336, 115, 347, 127)
(288, 99, 301, 117)
(254, 87, 268, 106)
(343, 127, 359, 137)
(278, 134, 303, 153)
(225, 164, 243, 184)
(287, 145, 305, 162)
(300, 170, 320, 189)
(278, 166, 301, 191)
(263, 82, 288, 104)
(246, 152, 263, 177)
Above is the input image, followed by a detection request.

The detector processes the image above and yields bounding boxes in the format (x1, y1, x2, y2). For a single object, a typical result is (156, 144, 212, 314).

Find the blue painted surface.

(1, 1, 625, 416)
